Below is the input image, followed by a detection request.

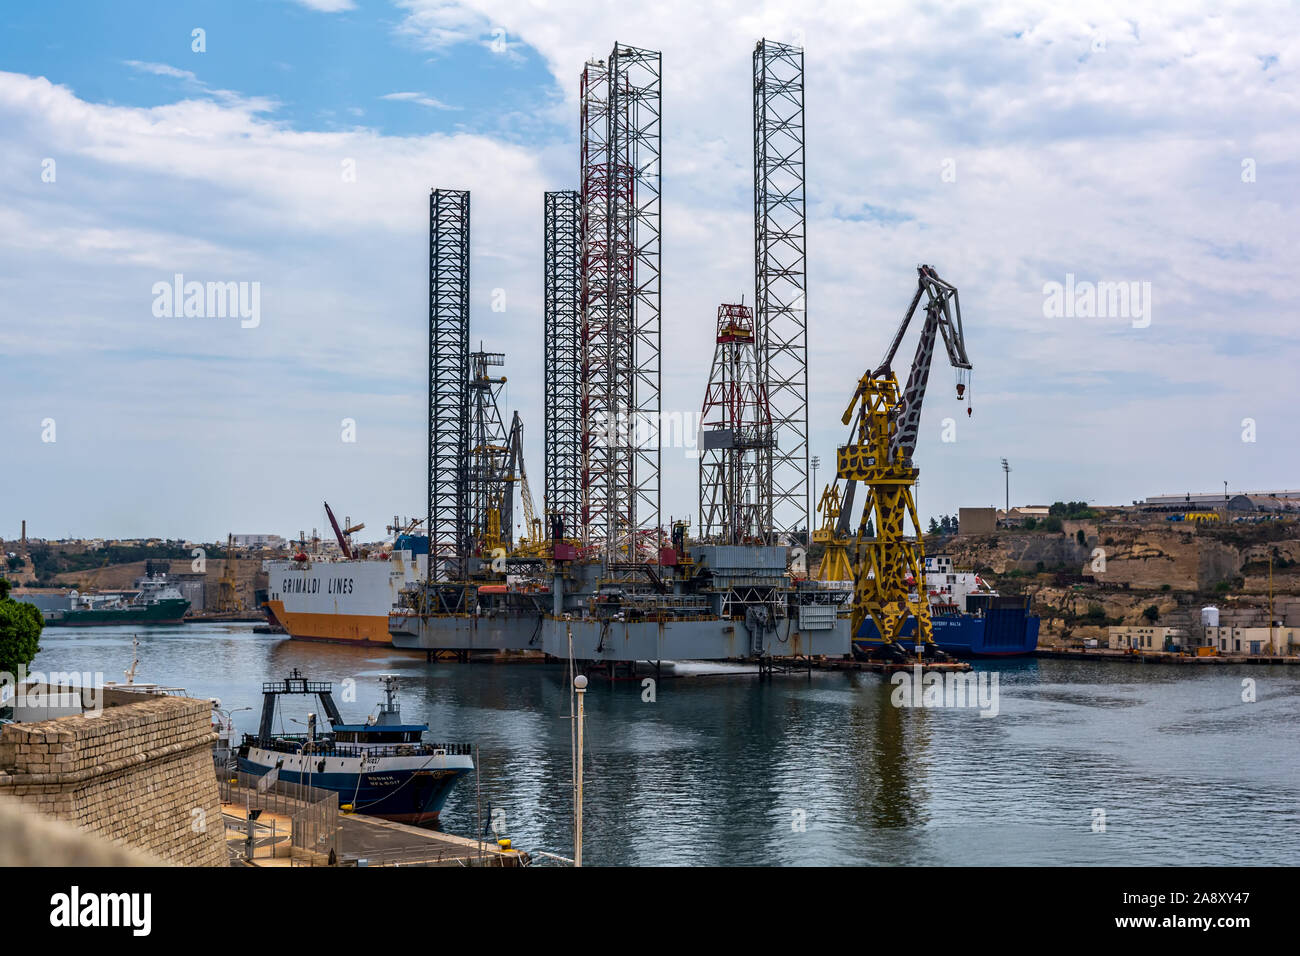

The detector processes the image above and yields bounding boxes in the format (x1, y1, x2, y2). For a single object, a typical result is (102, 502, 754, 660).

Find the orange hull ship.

(262, 543, 425, 646)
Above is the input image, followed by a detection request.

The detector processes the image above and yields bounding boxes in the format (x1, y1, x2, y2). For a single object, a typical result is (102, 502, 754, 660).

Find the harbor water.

(29, 623, 1300, 866)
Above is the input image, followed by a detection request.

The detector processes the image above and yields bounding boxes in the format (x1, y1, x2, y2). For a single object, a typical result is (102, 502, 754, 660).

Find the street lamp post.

(574, 673, 587, 867)
(810, 455, 820, 536)
(1001, 458, 1011, 520)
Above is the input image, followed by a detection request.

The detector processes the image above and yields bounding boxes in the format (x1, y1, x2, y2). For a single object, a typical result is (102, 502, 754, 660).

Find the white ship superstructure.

(263, 543, 426, 645)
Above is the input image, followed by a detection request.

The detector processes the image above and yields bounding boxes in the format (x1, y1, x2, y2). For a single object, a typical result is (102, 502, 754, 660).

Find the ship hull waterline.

(389, 612, 852, 662)
(237, 748, 472, 824)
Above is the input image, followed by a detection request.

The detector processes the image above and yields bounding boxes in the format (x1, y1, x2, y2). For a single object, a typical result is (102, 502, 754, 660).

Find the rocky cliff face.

(941, 525, 1273, 591)
(931, 520, 1300, 641)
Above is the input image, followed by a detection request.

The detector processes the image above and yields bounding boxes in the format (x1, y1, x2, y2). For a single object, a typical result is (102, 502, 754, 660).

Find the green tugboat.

(47, 568, 190, 626)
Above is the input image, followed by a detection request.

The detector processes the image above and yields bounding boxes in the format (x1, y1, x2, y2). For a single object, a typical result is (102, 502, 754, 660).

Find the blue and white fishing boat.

(237, 670, 473, 824)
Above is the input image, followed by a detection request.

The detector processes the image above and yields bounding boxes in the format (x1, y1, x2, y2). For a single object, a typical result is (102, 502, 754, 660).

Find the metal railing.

(242, 734, 472, 759)
(342, 844, 474, 867)
(218, 769, 339, 865)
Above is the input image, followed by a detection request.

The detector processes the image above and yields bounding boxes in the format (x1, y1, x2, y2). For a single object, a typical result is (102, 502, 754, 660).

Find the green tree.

(1142, 605, 1160, 623)
(0, 578, 44, 678)
(1043, 516, 1063, 534)
(928, 517, 939, 534)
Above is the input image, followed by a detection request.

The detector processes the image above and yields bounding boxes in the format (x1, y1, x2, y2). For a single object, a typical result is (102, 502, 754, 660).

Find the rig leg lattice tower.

(543, 190, 583, 539)
(428, 188, 471, 590)
(579, 44, 662, 562)
(753, 38, 809, 546)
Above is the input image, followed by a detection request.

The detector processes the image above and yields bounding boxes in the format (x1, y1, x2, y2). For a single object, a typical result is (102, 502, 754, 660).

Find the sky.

(1, 0, 1297, 544)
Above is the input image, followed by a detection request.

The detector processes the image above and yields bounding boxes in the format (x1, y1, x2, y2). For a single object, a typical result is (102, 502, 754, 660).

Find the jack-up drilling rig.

(836, 264, 971, 661)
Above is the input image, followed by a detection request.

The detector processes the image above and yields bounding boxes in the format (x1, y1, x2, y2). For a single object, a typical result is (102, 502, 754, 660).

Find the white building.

(1204, 625, 1298, 656)
(1108, 625, 1184, 651)
(232, 534, 285, 549)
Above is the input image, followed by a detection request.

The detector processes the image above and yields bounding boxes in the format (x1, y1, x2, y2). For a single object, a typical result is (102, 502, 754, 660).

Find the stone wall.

(0, 795, 160, 866)
(0, 694, 226, 866)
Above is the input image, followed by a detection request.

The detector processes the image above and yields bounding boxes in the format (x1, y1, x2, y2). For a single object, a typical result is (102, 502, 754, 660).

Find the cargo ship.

(853, 555, 1039, 658)
(261, 531, 427, 646)
(45, 571, 190, 626)
(237, 671, 472, 824)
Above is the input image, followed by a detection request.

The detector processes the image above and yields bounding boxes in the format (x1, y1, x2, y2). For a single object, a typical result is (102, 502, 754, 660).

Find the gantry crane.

(836, 264, 971, 660)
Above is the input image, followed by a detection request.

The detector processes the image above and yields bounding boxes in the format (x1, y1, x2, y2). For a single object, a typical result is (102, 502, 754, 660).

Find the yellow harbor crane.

(836, 265, 972, 661)
(215, 533, 241, 613)
(813, 483, 854, 583)
(505, 411, 548, 557)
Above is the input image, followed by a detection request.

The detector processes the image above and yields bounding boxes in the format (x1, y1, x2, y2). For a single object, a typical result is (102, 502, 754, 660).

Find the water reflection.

(29, 624, 1300, 865)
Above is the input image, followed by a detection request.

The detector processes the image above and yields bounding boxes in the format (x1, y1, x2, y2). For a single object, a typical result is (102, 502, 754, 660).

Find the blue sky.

(1, 0, 1297, 543)
(0, 1, 559, 138)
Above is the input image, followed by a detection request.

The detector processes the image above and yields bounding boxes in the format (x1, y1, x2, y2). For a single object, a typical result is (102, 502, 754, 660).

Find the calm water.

(30, 623, 1300, 866)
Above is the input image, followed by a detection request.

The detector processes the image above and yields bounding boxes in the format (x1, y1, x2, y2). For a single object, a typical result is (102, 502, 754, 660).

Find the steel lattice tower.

(578, 44, 662, 561)
(428, 188, 471, 584)
(467, 348, 510, 555)
(698, 303, 774, 543)
(543, 190, 582, 538)
(612, 43, 662, 561)
(753, 39, 809, 545)
(579, 59, 613, 551)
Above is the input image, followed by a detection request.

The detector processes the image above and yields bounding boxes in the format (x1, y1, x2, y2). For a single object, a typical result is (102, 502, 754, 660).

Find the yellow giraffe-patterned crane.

(836, 265, 971, 661)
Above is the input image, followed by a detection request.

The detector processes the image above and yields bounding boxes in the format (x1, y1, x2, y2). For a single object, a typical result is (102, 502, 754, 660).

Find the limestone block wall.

(0, 694, 226, 866)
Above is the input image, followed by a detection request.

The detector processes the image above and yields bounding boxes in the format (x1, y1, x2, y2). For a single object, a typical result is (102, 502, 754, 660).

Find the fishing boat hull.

(238, 744, 473, 823)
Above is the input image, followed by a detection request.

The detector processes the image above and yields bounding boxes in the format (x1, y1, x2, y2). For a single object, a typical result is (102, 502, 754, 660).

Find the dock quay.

(804, 657, 973, 675)
(219, 772, 526, 867)
(1036, 647, 1300, 666)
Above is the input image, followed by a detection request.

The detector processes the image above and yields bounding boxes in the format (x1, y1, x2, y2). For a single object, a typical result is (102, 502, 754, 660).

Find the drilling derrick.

(698, 303, 774, 544)
(467, 348, 511, 557)
(837, 265, 971, 661)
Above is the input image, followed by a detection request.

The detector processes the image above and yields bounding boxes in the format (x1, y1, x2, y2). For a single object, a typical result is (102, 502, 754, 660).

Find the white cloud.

(290, 0, 357, 12)
(123, 60, 199, 83)
(393, 0, 492, 51)
(380, 91, 461, 110)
